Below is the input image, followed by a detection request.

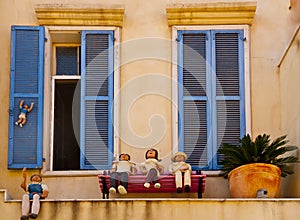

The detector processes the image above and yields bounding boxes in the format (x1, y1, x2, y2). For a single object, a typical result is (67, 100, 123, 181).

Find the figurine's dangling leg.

(174, 170, 183, 193)
(21, 194, 30, 217)
(29, 194, 40, 218)
(109, 172, 118, 194)
(20, 118, 27, 127)
(183, 170, 191, 192)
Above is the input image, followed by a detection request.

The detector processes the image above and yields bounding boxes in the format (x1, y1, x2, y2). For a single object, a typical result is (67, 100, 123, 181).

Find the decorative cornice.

(166, 2, 257, 26)
(35, 6, 125, 27)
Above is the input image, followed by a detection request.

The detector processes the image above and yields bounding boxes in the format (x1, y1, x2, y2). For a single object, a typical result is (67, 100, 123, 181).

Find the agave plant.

(218, 134, 299, 178)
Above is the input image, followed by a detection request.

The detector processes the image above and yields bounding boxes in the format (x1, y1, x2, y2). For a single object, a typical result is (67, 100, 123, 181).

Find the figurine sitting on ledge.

(139, 148, 164, 189)
(20, 167, 49, 220)
(109, 153, 137, 195)
(169, 152, 192, 193)
(15, 100, 34, 127)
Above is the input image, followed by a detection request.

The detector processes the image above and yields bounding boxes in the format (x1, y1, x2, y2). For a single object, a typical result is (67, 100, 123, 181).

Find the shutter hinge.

(240, 36, 246, 41)
(176, 34, 183, 42)
(8, 108, 13, 116)
(44, 37, 48, 42)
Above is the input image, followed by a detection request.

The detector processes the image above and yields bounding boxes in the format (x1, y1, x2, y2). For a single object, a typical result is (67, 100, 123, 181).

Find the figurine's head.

(145, 148, 159, 160)
(171, 152, 187, 162)
(30, 174, 42, 183)
(23, 104, 29, 109)
(119, 153, 130, 161)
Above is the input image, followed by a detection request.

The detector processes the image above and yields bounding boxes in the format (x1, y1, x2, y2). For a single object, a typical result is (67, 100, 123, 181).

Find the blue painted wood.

(178, 30, 245, 170)
(80, 30, 114, 170)
(8, 26, 44, 169)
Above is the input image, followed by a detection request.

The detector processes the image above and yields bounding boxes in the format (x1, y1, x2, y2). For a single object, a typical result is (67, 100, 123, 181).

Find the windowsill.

(42, 170, 104, 177)
(202, 170, 224, 177)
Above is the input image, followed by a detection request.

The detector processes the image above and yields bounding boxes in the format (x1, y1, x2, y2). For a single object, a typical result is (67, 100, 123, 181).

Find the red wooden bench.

(98, 170, 206, 199)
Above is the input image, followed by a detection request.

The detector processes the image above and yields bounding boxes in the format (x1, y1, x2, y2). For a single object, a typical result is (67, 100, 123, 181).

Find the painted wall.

(0, 0, 299, 200)
(279, 26, 300, 197)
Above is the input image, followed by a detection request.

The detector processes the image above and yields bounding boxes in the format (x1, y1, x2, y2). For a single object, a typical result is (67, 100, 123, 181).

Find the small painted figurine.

(20, 167, 49, 220)
(169, 152, 192, 193)
(139, 148, 164, 188)
(109, 153, 137, 195)
(15, 100, 34, 127)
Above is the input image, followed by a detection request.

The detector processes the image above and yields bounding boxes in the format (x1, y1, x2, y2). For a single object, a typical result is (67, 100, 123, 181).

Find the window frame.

(43, 26, 120, 174)
(171, 25, 251, 172)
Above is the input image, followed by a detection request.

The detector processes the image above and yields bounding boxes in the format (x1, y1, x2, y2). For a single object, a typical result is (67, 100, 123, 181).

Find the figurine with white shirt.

(139, 148, 164, 188)
(169, 152, 192, 193)
(109, 153, 137, 195)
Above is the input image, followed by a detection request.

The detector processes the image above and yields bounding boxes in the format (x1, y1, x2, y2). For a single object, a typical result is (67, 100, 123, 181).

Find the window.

(52, 45, 81, 170)
(176, 28, 248, 171)
(8, 26, 116, 171)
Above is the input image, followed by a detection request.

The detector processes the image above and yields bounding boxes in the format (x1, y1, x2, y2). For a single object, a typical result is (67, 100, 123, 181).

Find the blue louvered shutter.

(80, 31, 114, 169)
(213, 30, 246, 168)
(178, 30, 245, 170)
(8, 26, 44, 169)
(178, 31, 210, 170)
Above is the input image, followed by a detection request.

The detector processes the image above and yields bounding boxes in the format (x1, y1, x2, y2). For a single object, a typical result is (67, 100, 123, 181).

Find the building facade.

(0, 0, 300, 214)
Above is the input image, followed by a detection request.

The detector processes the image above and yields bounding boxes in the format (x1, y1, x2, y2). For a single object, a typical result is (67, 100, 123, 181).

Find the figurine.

(139, 148, 164, 188)
(109, 153, 137, 195)
(20, 167, 49, 220)
(169, 152, 192, 193)
(15, 100, 34, 127)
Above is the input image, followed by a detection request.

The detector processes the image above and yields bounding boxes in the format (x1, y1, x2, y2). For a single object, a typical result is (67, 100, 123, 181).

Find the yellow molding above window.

(166, 2, 257, 26)
(35, 6, 125, 27)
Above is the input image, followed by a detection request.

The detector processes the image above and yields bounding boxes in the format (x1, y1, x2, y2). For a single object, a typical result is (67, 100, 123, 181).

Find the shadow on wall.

(289, 0, 300, 22)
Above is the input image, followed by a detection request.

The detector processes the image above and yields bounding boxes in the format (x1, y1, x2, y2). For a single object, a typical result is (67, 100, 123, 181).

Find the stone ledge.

(34, 4, 125, 27)
(166, 2, 257, 26)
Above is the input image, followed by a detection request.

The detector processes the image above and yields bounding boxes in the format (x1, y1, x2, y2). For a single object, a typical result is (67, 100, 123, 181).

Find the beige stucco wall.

(0, 0, 300, 200)
(279, 26, 300, 197)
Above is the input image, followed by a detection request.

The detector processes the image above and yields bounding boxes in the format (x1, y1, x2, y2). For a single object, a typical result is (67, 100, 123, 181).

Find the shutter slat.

(216, 33, 240, 96)
(183, 100, 208, 167)
(183, 34, 207, 97)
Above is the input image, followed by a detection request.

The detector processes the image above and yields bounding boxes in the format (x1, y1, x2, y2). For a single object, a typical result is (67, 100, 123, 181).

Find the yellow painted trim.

(35, 7, 124, 27)
(166, 2, 257, 26)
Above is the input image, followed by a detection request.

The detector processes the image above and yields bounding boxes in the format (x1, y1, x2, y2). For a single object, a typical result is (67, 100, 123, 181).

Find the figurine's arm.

(179, 162, 191, 171)
(157, 163, 164, 174)
(40, 186, 49, 199)
(110, 162, 117, 173)
(20, 167, 27, 191)
(130, 163, 137, 175)
(139, 163, 148, 174)
(19, 100, 24, 109)
(27, 102, 34, 112)
(168, 163, 176, 174)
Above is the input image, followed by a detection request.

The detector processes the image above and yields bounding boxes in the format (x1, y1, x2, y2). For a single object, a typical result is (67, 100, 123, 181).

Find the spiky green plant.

(218, 134, 299, 178)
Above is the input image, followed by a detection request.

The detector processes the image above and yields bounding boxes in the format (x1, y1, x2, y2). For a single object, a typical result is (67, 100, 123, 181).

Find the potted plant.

(218, 133, 299, 198)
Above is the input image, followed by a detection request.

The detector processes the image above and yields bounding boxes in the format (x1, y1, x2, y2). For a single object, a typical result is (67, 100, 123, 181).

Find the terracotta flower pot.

(228, 163, 281, 198)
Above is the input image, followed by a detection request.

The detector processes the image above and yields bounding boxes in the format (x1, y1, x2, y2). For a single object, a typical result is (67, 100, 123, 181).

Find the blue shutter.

(178, 30, 245, 170)
(80, 31, 114, 169)
(212, 30, 246, 168)
(8, 26, 44, 169)
(178, 31, 210, 170)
